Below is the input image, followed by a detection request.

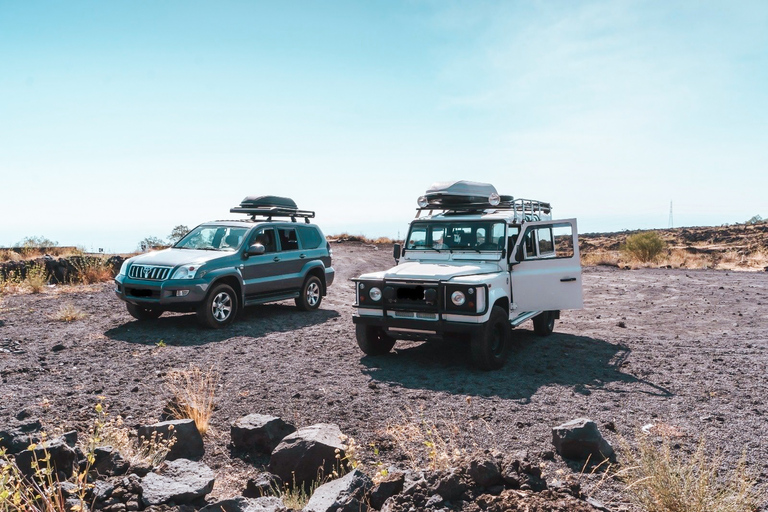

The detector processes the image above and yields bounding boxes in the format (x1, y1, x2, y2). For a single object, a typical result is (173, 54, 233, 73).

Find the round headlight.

(451, 291, 466, 306)
(369, 287, 382, 301)
(417, 195, 429, 208)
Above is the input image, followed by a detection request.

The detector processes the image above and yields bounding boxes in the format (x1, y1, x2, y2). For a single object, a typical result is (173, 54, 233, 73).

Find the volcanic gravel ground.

(1, 242, 767, 509)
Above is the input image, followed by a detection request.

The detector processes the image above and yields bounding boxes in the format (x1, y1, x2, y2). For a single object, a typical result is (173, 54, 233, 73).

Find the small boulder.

(368, 471, 405, 510)
(14, 437, 77, 479)
(244, 472, 282, 498)
(0, 419, 43, 454)
(303, 469, 372, 512)
(91, 445, 130, 476)
(137, 419, 204, 461)
(468, 454, 502, 487)
(231, 414, 296, 454)
(200, 496, 286, 512)
(140, 459, 215, 506)
(429, 469, 467, 501)
(552, 418, 615, 462)
(268, 424, 346, 488)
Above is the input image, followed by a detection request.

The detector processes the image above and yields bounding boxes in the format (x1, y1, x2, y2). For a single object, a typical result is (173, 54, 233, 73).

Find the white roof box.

(426, 180, 498, 200)
(419, 180, 512, 208)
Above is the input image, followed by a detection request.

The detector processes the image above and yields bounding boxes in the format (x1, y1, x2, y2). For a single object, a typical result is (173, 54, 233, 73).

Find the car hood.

(128, 248, 232, 267)
(360, 260, 502, 281)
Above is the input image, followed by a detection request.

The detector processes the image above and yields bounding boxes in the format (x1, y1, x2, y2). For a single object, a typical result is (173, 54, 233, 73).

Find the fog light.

(176, 290, 190, 297)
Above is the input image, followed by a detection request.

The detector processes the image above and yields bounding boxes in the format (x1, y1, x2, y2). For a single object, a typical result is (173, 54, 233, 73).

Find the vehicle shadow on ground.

(361, 330, 671, 400)
(104, 304, 340, 346)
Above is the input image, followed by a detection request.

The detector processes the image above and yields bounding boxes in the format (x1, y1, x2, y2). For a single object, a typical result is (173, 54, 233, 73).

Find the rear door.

(509, 219, 583, 311)
(276, 226, 304, 290)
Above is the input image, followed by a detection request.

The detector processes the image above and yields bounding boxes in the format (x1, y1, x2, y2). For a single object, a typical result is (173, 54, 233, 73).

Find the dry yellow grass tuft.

(163, 364, 220, 436)
(385, 404, 495, 471)
(620, 437, 765, 512)
(52, 302, 87, 322)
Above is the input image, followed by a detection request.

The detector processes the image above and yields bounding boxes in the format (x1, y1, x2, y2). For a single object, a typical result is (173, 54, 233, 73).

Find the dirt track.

(1, 241, 767, 509)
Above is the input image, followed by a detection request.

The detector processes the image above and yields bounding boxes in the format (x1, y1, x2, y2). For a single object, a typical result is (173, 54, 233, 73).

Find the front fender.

(205, 268, 246, 301)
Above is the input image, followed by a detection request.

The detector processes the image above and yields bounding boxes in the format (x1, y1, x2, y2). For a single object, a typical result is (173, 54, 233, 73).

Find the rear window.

(297, 226, 323, 249)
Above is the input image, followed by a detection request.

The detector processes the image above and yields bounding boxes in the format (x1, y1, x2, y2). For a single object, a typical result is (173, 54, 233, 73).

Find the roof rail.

(230, 196, 315, 223)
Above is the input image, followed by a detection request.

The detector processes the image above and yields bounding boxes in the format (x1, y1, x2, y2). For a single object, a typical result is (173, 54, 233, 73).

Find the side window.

(491, 223, 505, 249)
(252, 228, 277, 253)
(537, 227, 554, 256)
(524, 230, 536, 257)
(519, 224, 575, 260)
(297, 226, 322, 249)
(278, 228, 299, 251)
(552, 225, 575, 257)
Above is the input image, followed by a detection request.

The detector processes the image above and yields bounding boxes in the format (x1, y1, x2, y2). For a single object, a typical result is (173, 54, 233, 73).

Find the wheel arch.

(302, 263, 327, 295)
(209, 274, 243, 306)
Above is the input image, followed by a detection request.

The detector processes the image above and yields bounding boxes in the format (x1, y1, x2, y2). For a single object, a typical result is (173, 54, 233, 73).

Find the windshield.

(405, 221, 506, 252)
(174, 225, 249, 251)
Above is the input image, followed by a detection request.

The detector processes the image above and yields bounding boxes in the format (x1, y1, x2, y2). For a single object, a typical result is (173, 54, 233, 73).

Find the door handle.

(560, 277, 577, 282)
(273, 257, 281, 262)
(299, 254, 306, 259)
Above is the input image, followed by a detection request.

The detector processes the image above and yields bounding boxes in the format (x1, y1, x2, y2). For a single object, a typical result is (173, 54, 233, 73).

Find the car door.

(241, 227, 285, 296)
(276, 226, 304, 290)
(509, 219, 583, 312)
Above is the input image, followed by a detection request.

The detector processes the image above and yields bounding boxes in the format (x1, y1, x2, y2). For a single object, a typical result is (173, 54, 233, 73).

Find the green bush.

(621, 231, 666, 262)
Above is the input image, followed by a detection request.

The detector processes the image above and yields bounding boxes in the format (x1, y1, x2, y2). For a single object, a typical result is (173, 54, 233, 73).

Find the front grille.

(393, 311, 438, 320)
(384, 282, 440, 311)
(128, 264, 173, 281)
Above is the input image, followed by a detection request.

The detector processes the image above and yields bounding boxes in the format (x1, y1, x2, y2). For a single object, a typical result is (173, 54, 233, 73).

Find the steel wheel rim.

(306, 282, 320, 306)
(212, 292, 232, 321)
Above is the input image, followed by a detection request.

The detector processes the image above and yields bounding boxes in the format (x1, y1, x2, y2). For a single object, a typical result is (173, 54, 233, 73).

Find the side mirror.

(393, 243, 401, 264)
(246, 243, 266, 257)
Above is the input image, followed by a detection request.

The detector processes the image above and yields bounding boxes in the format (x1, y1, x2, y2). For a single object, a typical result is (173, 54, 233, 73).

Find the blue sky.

(1, 1, 766, 252)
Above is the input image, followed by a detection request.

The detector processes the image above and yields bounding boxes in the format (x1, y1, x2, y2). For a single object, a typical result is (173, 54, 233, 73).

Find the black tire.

(126, 303, 163, 320)
(533, 310, 557, 336)
(295, 275, 323, 311)
(356, 325, 396, 356)
(471, 306, 511, 370)
(196, 283, 238, 329)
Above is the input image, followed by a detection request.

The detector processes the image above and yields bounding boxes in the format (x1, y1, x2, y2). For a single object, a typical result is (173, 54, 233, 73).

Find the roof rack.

(230, 196, 315, 223)
(416, 198, 552, 222)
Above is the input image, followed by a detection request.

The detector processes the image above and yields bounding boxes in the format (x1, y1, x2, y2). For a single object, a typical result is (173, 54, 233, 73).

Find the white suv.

(352, 181, 583, 370)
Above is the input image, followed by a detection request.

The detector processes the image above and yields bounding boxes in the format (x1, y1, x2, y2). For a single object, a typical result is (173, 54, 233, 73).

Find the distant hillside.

(580, 222, 768, 270)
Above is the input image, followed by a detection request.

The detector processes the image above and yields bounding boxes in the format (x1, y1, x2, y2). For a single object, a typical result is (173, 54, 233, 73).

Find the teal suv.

(114, 196, 335, 328)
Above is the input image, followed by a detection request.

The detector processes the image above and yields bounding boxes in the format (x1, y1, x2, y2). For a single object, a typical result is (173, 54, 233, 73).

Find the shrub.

(70, 257, 114, 284)
(0, 270, 23, 295)
(24, 264, 49, 293)
(163, 365, 219, 436)
(621, 437, 764, 512)
(621, 231, 666, 263)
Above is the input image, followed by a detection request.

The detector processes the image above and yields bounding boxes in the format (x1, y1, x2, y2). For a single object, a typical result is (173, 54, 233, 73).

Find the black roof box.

(230, 195, 315, 222)
(238, 196, 298, 209)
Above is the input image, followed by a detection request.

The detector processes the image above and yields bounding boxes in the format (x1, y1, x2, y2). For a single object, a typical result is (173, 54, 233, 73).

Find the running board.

(244, 291, 300, 306)
(510, 311, 541, 327)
